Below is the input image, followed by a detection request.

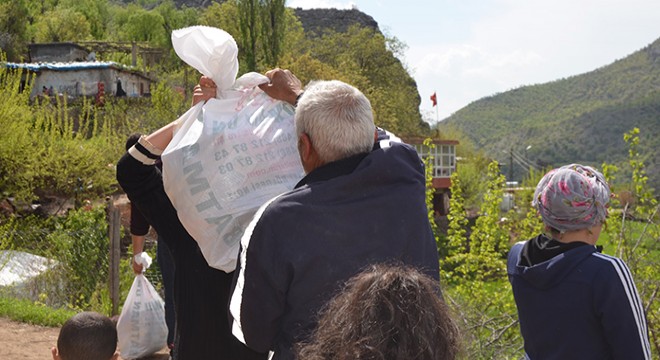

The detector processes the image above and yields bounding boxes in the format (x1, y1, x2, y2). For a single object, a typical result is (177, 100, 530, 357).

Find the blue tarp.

(3, 61, 123, 72)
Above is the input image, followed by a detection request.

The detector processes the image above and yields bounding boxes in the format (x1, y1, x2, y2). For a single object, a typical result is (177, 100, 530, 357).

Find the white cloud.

(285, 0, 660, 122)
(404, 0, 660, 121)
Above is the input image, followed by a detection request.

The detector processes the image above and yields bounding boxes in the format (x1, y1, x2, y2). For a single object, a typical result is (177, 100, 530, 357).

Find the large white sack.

(162, 26, 304, 272)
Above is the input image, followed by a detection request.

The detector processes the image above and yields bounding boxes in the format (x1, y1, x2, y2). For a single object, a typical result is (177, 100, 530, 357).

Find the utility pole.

(509, 147, 514, 181)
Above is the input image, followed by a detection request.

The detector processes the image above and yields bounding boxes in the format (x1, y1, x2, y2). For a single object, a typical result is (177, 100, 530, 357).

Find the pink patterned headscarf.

(533, 164, 611, 232)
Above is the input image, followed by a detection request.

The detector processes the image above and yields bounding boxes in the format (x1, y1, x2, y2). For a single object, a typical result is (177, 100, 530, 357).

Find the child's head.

(52, 311, 118, 360)
(533, 164, 611, 235)
(297, 264, 461, 360)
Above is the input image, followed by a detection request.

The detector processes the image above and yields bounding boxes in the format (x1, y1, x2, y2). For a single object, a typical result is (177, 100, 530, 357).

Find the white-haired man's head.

(295, 80, 375, 173)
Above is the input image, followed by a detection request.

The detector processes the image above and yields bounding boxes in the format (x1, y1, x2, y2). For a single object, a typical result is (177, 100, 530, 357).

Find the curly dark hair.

(296, 264, 461, 360)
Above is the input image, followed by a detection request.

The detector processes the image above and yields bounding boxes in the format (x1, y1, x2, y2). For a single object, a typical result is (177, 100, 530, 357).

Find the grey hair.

(295, 80, 375, 163)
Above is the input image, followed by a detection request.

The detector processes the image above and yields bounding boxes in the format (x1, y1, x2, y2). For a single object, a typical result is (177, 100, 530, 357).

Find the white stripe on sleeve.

(229, 194, 284, 345)
(592, 253, 651, 359)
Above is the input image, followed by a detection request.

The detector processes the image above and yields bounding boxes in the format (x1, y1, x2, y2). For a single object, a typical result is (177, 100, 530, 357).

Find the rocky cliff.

(292, 8, 379, 36)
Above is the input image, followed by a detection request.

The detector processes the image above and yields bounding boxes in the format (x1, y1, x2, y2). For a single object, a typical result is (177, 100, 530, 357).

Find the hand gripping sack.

(162, 26, 304, 272)
(117, 255, 168, 359)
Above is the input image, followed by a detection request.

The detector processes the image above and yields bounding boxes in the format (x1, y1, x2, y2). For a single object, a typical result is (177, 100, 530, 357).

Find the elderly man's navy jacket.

(229, 136, 440, 359)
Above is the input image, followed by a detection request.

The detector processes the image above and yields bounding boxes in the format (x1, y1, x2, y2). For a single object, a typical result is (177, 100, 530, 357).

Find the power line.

(511, 150, 539, 170)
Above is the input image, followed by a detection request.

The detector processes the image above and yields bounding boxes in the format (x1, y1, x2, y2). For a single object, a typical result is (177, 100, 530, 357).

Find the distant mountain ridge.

(149, 0, 381, 35)
(441, 37, 660, 190)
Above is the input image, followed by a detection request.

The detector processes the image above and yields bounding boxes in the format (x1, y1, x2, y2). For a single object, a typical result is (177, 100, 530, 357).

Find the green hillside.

(440, 37, 660, 190)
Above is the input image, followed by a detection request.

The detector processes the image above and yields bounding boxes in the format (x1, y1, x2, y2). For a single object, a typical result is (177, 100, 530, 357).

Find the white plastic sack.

(117, 255, 167, 360)
(162, 26, 304, 272)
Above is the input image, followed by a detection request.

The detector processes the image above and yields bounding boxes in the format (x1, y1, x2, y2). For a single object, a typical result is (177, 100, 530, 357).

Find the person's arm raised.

(144, 76, 217, 150)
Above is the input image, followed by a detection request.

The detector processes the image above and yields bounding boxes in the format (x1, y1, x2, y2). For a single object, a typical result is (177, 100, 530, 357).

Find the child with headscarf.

(507, 164, 651, 360)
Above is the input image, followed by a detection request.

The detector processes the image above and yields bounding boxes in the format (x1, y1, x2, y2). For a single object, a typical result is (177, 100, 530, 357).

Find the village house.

(3, 42, 152, 99)
(406, 138, 459, 216)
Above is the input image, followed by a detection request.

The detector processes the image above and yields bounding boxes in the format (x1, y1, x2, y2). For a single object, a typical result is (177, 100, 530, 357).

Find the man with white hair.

(230, 70, 440, 359)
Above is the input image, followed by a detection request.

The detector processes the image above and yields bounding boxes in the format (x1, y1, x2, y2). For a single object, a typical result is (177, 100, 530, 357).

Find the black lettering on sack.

(224, 227, 241, 247)
(195, 191, 223, 212)
(227, 115, 239, 130)
(183, 161, 210, 195)
(211, 120, 226, 134)
(206, 214, 232, 236)
(181, 143, 200, 163)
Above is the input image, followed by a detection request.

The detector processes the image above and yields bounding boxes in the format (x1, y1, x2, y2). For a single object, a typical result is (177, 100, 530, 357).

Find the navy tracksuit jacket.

(508, 237, 651, 359)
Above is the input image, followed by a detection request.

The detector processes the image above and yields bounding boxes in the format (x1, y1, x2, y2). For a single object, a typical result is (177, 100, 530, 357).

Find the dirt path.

(0, 317, 169, 360)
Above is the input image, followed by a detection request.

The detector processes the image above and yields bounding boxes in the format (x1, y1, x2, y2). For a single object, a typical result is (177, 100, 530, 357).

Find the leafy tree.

(422, 138, 440, 246)
(25, 0, 59, 17)
(470, 161, 508, 258)
(32, 7, 93, 42)
(122, 8, 167, 45)
(302, 25, 425, 135)
(154, 0, 199, 35)
(444, 161, 508, 281)
(0, 0, 30, 61)
(153, 0, 199, 69)
(443, 160, 522, 358)
(259, 0, 285, 67)
(199, 2, 240, 39)
(58, 0, 110, 39)
(237, 0, 259, 71)
(201, 1, 303, 75)
(444, 169, 469, 268)
(235, 0, 287, 71)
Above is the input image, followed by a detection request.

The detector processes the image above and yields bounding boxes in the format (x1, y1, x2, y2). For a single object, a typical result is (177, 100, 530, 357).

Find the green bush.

(602, 128, 659, 357)
(45, 206, 109, 309)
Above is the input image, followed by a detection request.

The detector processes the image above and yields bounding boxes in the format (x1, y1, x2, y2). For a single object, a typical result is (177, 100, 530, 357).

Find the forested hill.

(440, 37, 660, 188)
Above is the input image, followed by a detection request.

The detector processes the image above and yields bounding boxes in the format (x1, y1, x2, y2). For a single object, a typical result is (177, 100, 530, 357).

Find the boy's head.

(52, 311, 118, 360)
(533, 163, 611, 234)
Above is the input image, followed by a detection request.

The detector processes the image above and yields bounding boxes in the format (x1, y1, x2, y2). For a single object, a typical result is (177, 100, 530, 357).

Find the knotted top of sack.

(171, 26, 239, 91)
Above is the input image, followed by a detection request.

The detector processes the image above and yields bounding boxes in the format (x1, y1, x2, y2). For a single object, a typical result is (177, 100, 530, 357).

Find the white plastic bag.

(117, 254, 168, 359)
(162, 26, 304, 272)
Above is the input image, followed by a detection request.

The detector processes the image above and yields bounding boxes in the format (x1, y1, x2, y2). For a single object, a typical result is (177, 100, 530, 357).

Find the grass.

(0, 295, 77, 327)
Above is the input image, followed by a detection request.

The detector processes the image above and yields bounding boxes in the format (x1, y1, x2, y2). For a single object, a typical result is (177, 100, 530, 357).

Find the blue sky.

(287, 0, 660, 123)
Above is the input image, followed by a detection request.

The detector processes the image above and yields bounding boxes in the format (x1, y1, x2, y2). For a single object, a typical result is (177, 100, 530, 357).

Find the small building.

(406, 138, 459, 216)
(28, 43, 92, 63)
(5, 61, 152, 98)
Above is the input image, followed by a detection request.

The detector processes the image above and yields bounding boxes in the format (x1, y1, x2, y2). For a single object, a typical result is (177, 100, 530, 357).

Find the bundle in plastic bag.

(162, 26, 304, 272)
(117, 253, 168, 359)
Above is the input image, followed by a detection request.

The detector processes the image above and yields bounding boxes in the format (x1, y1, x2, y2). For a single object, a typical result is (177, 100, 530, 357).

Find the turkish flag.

(430, 92, 437, 107)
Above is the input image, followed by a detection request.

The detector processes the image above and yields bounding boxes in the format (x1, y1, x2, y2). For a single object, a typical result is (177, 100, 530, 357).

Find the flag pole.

(433, 89, 440, 136)
(435, 90, 439, 125)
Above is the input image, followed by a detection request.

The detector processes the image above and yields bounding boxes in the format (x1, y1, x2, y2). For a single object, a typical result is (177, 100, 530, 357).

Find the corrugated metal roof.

(4, 61, 121, 72)
(3, 61, 154, 81)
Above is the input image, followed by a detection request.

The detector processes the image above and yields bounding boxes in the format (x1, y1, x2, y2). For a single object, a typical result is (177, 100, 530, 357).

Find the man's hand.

(192, 76, 217, 106)
(259, 68, 303, 106)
